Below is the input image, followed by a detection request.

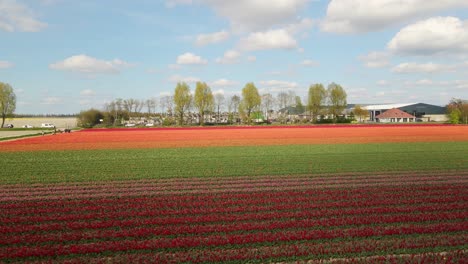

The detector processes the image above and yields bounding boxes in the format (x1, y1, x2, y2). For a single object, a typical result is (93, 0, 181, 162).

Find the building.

(375, 108, 416, 123)
(362, 103, 447, 122)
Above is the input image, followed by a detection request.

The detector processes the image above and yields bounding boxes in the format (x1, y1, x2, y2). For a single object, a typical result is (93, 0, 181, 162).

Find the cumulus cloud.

(41, 97, 63, 105)
(238, 29, 297, 51)
(359, 51, 390, 68)
(49, 55, 132, 74)
(215, 50, 241, 64)
(301, 59, 320, 67)
(176, 52, 208, 65)
(0, 0, 48, 32)
(195, 30, 229, 46)
(168, 74, 200, 84)
(200, 0, 310, 32)
(80, 89, 96, 96)
(321, 0, 468, 34)
(388, 17, 468, 56)
(210, 79, 238, 87)
(0, 60, 13, 69)
(247, 56, 256, 62)
(259, 80, 299, 92)
(392, 62, 456, 74)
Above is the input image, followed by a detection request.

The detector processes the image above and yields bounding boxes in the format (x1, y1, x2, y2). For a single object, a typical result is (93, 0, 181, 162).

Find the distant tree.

(295, 96, 304, 114)
(241, 83, 261, 124)
(277, 92, 289, 110)
(228, 95, 241, 123)
(261, 93, 275, 121)
(214, 92, 225, 123)
(307, 83, 326, 122)
(447, 98, 468, 124)
(77, 109, 104, 128)
(174, 82, 192, 125)
(145, 98, 157, 115)
(193, 82, 214, 125)
(353, 104, 369, 122)
(327, 83, 347, 122)
(0, 82, 16, 128)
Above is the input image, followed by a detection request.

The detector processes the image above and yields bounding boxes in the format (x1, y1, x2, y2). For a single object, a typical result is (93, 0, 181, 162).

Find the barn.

(375, 108, 416, 123)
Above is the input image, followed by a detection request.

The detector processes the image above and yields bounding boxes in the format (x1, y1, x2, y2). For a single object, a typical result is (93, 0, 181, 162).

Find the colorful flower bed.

(1, 124, 467, 152)
(0, 171, 466, 263)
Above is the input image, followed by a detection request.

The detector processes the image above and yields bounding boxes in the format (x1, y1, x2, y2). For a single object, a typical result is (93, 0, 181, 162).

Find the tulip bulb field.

(0, 125, 467, 263)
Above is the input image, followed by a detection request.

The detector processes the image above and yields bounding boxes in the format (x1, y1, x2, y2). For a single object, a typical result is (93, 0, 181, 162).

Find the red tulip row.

(34, 233, 466, 264)
(2, 184, 463, 221)
(2, 192, 463, 234)
(1, 221, 465, 259)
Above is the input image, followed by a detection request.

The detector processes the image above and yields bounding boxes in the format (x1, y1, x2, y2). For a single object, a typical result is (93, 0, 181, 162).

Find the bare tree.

(214, 93, 225, 123)
(261, 93, 274, 121)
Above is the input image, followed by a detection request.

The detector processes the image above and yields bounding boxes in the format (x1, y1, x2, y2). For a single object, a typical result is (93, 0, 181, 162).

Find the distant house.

(375, 108, 416, 123)
(361, 103, 447, 122)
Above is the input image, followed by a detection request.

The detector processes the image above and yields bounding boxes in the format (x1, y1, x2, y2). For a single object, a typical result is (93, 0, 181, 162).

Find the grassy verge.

(1, 142, 467, 184)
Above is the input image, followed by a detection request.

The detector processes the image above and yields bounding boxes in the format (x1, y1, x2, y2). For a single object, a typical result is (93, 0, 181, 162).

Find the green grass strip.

(1, 142, 467, 184)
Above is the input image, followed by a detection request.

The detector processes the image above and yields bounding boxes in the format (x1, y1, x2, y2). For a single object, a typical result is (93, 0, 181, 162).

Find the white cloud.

(321, 0, 468, 34)
(210, 79, 238, 87)
(359, 51, 390, 68)
(301, 59, 320, 67)
(168, 64, 182, 70)
(80, 89, 96, 96)
(215, 50, 241, 64)
(195, 30, 229, 46)
(0, 0, 47, 32)
(49, 55, 132, 75)
(168, 74, 200, 84)
(388, 17, 468, 56)
(260, 80, 299, 92)
(247, 56, 256, 62)
(200, 0, 310, 32)
(238, 29, 298, 51)
(392, 62, 456, 74)
(176, 52, 208, 65)
(377, 80, 388, 86)
(41, 97, 63, 105)
(0, 60, 13, 69)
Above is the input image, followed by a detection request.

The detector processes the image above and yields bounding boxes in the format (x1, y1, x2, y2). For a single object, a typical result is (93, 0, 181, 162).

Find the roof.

(376, 108, 416, 119)
(363, 103, 416, 110)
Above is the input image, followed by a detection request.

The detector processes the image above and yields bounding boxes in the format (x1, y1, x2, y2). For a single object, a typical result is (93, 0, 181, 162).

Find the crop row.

(28, 233, 466, 264)
(1, 170, 465, 195)
(1, 221, 465, 259)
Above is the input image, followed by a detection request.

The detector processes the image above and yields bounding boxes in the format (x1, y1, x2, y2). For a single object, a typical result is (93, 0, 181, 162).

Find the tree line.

(79, 82, 349, 127)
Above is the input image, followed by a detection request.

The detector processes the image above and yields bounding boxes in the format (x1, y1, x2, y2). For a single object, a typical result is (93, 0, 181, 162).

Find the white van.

(41, 123, 55, 128)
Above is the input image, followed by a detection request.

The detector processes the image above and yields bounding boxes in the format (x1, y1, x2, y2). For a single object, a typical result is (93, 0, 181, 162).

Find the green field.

(1, 142, 467, 184)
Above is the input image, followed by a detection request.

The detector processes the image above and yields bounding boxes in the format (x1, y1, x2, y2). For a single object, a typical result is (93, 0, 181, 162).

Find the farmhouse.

(375, 108, 416, 123)
(363, 103, 447, 122)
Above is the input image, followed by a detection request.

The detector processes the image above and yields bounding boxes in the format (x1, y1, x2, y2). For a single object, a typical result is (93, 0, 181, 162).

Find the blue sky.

(1, 0, 467, 114)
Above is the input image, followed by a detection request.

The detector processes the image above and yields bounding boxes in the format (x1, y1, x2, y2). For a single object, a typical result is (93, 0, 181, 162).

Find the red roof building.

(375, 108, 416, 123)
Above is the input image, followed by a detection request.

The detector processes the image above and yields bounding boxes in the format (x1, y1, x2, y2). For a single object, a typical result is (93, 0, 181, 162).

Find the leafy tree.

(241, 83, 261, 124)
(261, 93, 274, 121)
(214, 93, 225, 123)
(447, 98, 468, 124)
(295, 96, 304, 114)
(0, 82, 16, 128)
(193, 82, 214, 125)
(327, 83, 347, 122)
(353, 104, 369, 122)
(174, 82, 192, 125)
(77, 109, 104, 128)
(228, 95, 241, 124)
(307, 83, 326, 122)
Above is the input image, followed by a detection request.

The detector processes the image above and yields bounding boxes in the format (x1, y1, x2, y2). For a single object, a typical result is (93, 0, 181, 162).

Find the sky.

(0, 0, 468, 114)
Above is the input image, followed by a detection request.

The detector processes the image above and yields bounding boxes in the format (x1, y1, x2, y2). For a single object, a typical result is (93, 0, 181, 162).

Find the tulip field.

(0, 125, 467, 263)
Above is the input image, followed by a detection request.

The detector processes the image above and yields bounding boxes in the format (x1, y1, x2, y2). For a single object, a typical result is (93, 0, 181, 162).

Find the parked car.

(4, 124, 14, 128)
(145, 123, 155, 127)
(124, 123, 136, 127)
(41, 123, 55, 128)
(22, 124, 33, 128)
